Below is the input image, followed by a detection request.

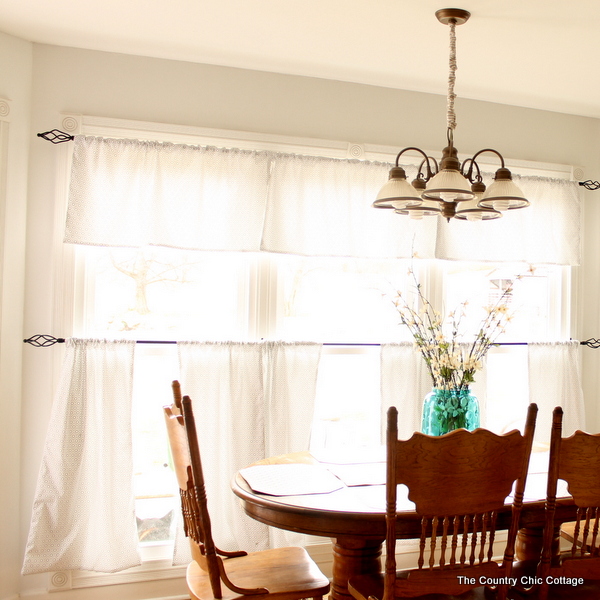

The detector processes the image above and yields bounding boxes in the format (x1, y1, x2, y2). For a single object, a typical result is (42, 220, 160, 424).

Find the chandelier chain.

(447, 19, 457, 132)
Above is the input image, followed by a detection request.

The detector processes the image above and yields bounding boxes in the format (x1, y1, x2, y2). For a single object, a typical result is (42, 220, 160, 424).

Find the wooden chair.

(163, 381, 330, 600)
(537, 406, 600, 599)
(348, 403, 538, 600)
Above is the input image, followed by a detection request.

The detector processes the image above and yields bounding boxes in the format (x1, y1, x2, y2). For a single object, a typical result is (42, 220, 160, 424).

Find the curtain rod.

(37, 128, 592, 184)
(22, 334, 600, 349)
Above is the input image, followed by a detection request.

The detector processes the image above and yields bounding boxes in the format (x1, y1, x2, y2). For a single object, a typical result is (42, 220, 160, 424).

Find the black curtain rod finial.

(23, 334, 65, 347)
(579, 180, 600, 191)
(37, 129, 75, 144)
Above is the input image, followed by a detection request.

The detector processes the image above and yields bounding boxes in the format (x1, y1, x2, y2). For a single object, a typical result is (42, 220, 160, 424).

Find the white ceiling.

(2, 0, 600, 118)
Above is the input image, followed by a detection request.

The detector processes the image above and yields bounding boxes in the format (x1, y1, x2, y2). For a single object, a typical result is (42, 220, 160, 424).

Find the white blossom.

(394, 274, 515, 391)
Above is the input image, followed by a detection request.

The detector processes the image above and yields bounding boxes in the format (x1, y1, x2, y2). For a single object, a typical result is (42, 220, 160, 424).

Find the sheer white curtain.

(435, 175, 580, 265)
(528, 341, 586, 444)
(380, 343, 431, 440)
(261, 154, 436, 258)
(65, 137, 270, 251)
(64, 135, 581, 265)
(173, 341, 322, 564)
(22, 339, 138, 575)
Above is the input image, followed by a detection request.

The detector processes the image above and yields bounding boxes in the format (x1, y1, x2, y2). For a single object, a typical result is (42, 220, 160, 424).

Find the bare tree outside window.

(111, 250, 197, 316)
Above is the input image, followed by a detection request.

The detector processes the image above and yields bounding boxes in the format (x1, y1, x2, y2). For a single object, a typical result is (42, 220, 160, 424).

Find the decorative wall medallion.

(49, 570, 72, 590)
(61, 114, 81, 134)
(347, 143, 364, 159)
(0, 99, 11, 119)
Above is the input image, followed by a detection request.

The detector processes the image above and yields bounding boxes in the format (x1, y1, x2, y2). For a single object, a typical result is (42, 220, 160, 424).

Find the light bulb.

(492, 199, 510, 211)
(410, 210, 424, 220)
(466, 211, 483, 222)
(440, 192, 459, 202)
(390, 199, 415, 210)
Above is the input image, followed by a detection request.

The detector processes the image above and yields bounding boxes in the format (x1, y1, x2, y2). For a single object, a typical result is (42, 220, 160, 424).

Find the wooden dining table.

(231, 450, 577, 600)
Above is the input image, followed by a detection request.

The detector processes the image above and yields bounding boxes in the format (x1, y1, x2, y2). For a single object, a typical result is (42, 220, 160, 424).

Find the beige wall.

(28, 44, 600, 165)
(7, 40, 600, 599)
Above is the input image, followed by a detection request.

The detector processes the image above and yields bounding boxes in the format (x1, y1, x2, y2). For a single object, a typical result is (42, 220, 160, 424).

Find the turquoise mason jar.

(421, 387, 480, 435)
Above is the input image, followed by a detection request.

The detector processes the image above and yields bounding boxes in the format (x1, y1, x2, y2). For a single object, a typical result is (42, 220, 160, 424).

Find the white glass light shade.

(422, 168, 475, 202)
(373, 176, 423, 210)
(479, 178, 529, 211)
(455, 197, 502, 221)
(396, 198, 442, 220)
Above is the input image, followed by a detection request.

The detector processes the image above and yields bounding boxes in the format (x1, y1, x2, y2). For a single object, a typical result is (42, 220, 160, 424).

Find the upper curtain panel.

(435, 175, 580, 265)
(65, 136, 270, 251)
(261, 154, 436, 258)
(64, 135, 581, 265)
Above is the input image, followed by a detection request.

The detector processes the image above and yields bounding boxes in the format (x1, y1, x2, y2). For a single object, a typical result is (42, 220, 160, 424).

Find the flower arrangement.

(394, 272, 517, 393)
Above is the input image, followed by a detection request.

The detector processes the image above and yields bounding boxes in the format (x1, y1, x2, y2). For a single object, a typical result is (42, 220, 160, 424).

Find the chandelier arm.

(416, 157, 440, 181)
(461, 157, 483, 184)
(428, 156, 440, 173)
(395, 147, 437, 179)
(468, 148, 506, 170)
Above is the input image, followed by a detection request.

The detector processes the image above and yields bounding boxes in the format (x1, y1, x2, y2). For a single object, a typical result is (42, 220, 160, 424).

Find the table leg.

(516, 526, 559, 561)
(331, 536, 383, 600)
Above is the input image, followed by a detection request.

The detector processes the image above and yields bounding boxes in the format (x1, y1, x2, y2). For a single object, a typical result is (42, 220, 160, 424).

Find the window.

(441, 261, 569, 342)
(74, 246, 254, 551)
(274, 254, 414, 343)
(74, 244, 571, 554)
(439, 260, 570, 435)
(76, 246, 253, 340)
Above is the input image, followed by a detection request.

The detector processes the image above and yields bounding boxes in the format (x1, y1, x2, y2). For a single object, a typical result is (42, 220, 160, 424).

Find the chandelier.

(375, 8, 529, 222)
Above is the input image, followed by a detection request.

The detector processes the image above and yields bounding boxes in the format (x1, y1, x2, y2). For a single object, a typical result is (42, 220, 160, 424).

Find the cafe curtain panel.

(380, 343, 431, 440)
(22, 339, 138, 575)
(64, 135, 581, 265)
(174, 341, 322, 564)
(528, 341, 586, 444)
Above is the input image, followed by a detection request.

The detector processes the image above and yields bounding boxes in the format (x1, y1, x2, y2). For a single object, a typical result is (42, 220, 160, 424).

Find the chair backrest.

(539, 406, 600, 579)
(383, 403, 538, 599)
(163, 382, 222, 598)
(172, 379, 183, 412)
